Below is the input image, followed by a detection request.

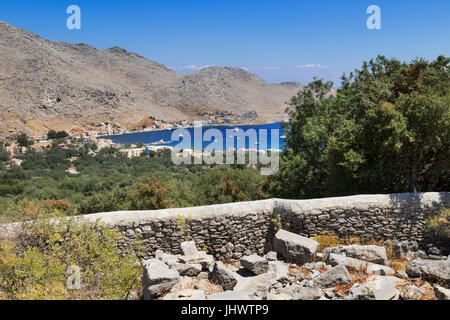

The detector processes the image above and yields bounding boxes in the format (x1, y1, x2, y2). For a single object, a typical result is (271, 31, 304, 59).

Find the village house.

(66, 166, 79, 175)
(119, 147, 145, 158)
(10, 158, 23, 167)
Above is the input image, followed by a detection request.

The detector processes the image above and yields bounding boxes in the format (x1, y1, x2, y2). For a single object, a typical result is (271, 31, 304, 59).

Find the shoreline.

(98, 121, 287, 138)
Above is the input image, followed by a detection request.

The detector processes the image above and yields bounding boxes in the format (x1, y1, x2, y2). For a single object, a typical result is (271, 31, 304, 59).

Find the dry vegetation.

(313, 232, 408, 272)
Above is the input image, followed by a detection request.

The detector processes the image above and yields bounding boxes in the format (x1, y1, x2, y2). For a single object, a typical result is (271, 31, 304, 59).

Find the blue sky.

(0, 0, 448, 84)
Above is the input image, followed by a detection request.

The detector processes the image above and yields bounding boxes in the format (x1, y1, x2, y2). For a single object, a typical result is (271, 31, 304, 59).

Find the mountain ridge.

(0, 21, 304, 137)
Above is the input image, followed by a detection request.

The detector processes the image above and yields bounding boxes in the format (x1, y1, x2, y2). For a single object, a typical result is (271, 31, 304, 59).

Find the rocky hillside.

(0, 21, 304, 137)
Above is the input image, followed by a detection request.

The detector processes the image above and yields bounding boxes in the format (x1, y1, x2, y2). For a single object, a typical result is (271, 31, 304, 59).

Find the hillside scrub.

(0, 148, 267, 222)
(0, 201, 142, 300)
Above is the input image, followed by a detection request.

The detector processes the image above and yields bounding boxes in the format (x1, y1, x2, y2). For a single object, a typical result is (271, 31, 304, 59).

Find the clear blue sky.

(0, 0, 448, 84)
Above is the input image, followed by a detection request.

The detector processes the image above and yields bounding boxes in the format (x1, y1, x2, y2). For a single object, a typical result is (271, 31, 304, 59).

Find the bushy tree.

(16, 133, 32, 147)
(270, 56, 450, 199)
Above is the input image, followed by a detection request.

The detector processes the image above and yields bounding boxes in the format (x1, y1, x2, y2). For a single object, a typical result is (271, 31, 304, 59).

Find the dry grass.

(194, 279, 223, 296)
(395, 277, 437, 300)
(313, 232, 408, 272)
(288, 265, 310, 278)
(333, 263, 375, 296)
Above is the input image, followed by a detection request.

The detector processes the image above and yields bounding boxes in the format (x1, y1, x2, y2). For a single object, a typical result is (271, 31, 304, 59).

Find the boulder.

(313, 265, 352, 288)
(324, 245, 388, 265)
(268, 260, 290, 283)
(234, 273, 275, 299)
(273, 230, 319, 265)
(265, 251, 278, 261)
(391, 240, 419, 259)
(406, 259, 450, 285)
(180, 241, 198, 256)
(326, 253, 395, 276)
(208, 290, 251, 300)
(400, 286, 424, 300)
(179, 251, 215, 271)
(434, 285, 450, 300)
(209, 261, 239, 290)
(172, 263, 203, 277)
(155, 251, 180, 266)
(347, 277, 400, 300)
(142, 259, 180, 300)
(241, 255, 269, 275)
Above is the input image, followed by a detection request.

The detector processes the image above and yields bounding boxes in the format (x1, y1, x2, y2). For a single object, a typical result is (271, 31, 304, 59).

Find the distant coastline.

(99, 122, 287, 151)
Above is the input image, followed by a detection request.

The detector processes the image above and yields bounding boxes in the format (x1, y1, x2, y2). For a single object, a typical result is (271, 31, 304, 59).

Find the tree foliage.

(270, 56, 450, 198)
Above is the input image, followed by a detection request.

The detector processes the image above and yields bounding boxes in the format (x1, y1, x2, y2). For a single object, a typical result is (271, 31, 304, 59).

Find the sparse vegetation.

(176, 214, 192, 241)
(0, 200, 142, 300)
(426, 208, 449, 252)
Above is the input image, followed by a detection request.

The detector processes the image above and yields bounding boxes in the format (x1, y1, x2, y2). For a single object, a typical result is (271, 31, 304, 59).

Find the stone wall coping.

(275, 192, 449, 214)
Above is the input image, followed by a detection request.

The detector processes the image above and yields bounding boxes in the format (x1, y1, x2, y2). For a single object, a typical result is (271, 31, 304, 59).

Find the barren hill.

(0, 21, 304, 137)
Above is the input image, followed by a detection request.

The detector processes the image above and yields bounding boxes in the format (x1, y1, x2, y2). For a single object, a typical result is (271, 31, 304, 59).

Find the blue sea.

(100, 122, 287, 151)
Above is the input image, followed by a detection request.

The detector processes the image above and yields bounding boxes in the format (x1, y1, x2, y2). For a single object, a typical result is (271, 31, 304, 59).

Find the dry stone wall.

(1, 193, 448, 260)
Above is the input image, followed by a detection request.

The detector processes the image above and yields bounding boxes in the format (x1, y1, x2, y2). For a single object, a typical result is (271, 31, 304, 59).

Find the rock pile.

(141, 230, 450, 300)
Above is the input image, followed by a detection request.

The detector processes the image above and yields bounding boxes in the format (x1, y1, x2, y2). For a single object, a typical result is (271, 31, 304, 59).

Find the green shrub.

(0, 201, 142, 300)
(426, 208, 449, 252)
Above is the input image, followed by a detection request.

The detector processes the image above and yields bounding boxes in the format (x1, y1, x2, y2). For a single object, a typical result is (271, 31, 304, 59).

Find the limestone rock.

(180, 241, 198, 256)
(406, 259, 450, 285)
(265, 251, 278, 261)
(279, 285, 324, 300)
(326, 253, 395, 276)
(324, 245, 388, 265)
(155, 250, 180, 266)
(400, 286, 424, 300)
(240, 255, 269, 275)
(347, 278, 400, 300)
(172, 263, 202, 277)
(434, 285, 450, 300)
(273, 230, 319, 265)
(234, 273, 275, 299)
(313, 265, 352, 288)
(209, 261, 239, 290)
(268, 260, 290, 283)
(142, 259, 180, 300)
(179, 251, 214, 271)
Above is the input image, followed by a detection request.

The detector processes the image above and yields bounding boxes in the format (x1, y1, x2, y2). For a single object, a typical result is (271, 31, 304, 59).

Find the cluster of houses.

(118, 145, 173, 158)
